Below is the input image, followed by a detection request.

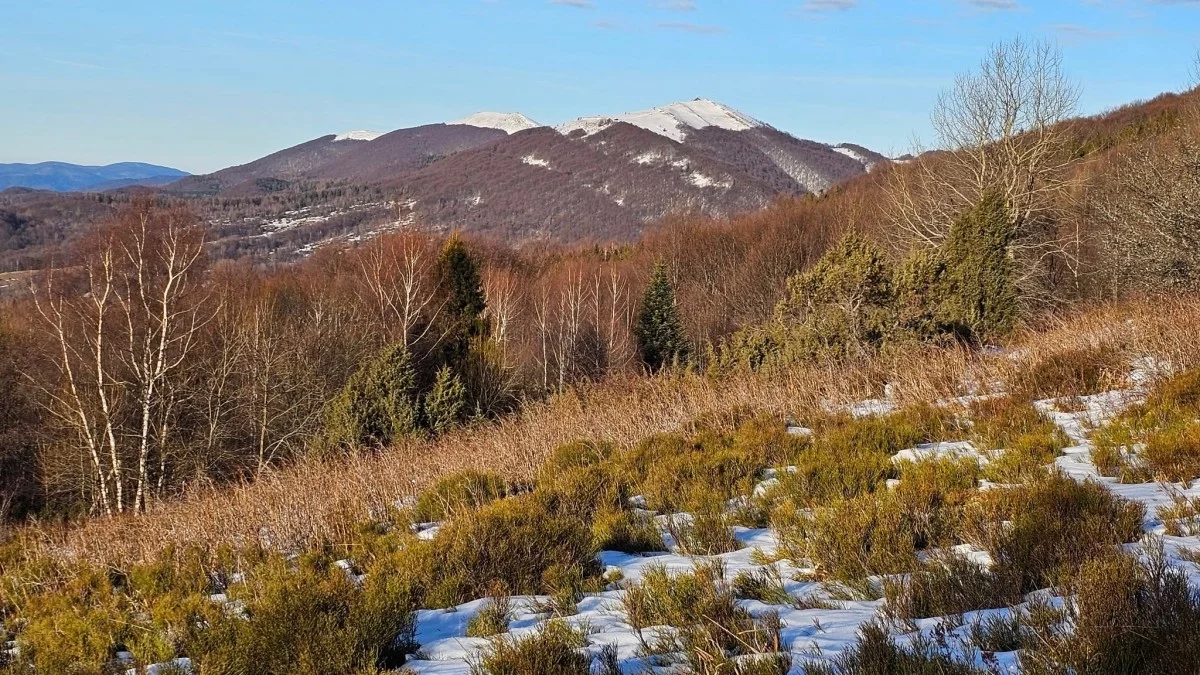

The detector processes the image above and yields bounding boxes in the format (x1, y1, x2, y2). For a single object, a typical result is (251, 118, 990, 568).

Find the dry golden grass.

(21, 296, 1200, 568)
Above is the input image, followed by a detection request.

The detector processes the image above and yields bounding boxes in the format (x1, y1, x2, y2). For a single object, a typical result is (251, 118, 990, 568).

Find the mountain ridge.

(0, 161, 190, 192)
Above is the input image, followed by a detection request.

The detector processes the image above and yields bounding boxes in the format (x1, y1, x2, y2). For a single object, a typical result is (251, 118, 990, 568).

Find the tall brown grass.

(19, 296, 1200, 568)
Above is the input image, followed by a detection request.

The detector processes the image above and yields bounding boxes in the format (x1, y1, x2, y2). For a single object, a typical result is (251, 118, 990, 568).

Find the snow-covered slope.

(557, 98, 763, 142)
(333, 130, 385, 142)
(450, 112, 542, 135)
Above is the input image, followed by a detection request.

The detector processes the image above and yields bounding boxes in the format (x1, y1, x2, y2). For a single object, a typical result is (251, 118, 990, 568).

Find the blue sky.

(2, 0, 1197, 173)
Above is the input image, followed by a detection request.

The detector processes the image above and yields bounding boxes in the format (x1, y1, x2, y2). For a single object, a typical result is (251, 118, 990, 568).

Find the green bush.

(666, 503, 742, 556)
(1022, 544, 1200, 675)
(883, 553, 1021, 624)
(423, 365, 467, 435)
(590, 508, 664, 554)
(417, 495, 600, 607)
(537, 458, 630, 522)
(621, 426, 772, 513)
(470, 620, 591, 675)
(622, 562, 787, 670)
(935, 191, 1018, 343)
(14, 567, 144, 675)
(1093, 368, 1200, 483)
(466, 583, 513, 638)
(803, 622, 985, 675)
(968, 397, 1069, 483)
(732, 566, 793, 606)
(190, 552, 418, 675)
(323, 342, 420, 451)
(412, 470, 508, 522)
(765, 406, 959, 511)
(964, 473, 1145, 593)
(776, 490, 921, 582)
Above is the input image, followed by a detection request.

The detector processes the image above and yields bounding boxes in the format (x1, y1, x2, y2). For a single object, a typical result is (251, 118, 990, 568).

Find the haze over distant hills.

(0, 162, 190, 192)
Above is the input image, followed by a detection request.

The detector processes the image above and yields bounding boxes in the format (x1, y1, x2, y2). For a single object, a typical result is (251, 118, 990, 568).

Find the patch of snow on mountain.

(557, 99, 762, 142)
(688, 172, 731, 189)
(521, 155, 551, 168)
(333, 130, 384, 142)
(633, 151, 664, 165)
(833, 145, 879, 171)
(451, 112, 541, 134)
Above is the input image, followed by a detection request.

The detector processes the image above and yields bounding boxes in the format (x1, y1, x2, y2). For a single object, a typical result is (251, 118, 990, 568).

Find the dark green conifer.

(634, 261, 689, 371)
(939, 192, 1018, 342)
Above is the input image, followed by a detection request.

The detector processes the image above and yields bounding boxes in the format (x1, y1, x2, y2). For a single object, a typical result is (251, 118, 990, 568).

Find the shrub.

(803, 622, 985, 675)
(622, 562, 788, 670)
(1008, 344, 1127, 401)
(418, 495, 600, 607)
(191, 552, 418, 674)
(466, 583, 513, 638)
(732, 566, 793, 606)
(322, 342, 420, 451)
(1092, 366, 1200, 483)
(542, 440, 614, 474)
(935, 191, 1018, 343)
(590, 508, 664, 554)
(666, 504, 742, 556)
(411, 470, 507, 522)
(471, 620, 591, 675)
(776, 490, 921, 581)
(766, 407, 958, 511)
(892, 457, 981, 547)
(883, 553, 1021, 625)
(1022, 544, 1200, 675)
(963, 473, 1145, 593)
(623, 430, 765, 513)
(14, 567, 144, 675)
(968, 397, 1069, 483)
(537, 459, 629, 522)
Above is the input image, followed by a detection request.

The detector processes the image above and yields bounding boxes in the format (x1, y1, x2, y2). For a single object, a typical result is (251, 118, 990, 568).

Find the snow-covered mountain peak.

(450, 112, 542, 135)
(556, 98, 763, 142)
(333, 130, 385, 142)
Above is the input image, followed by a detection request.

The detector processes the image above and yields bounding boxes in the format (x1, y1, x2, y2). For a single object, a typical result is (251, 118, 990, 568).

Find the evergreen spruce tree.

(437, 233, 488, 344)
(939, 192, 1018, 342)
(323, 343, 419, 451)
(422, 365, 466, 435)
(634, 261, 689, 371)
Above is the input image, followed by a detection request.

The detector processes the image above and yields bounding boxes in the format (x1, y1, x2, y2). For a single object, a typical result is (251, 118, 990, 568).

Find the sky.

(1, 0, 1197, 174)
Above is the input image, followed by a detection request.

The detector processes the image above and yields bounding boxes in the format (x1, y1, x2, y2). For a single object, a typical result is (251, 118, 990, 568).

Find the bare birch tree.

(32, 201, 208, 514)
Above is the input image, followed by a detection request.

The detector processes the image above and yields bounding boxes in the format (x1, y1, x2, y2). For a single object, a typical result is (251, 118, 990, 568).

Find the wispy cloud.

(1047, 23, 1118, 40)
(593, 19, 623, 29)
(550, 0, 593, 8)
(656, 20, 726, 34)
(650, 0, 696, 10)
(798, 0, 857, 11)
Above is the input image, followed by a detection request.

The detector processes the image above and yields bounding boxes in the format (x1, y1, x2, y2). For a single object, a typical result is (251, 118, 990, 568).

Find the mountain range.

(0, 162, 189, 192)
(0, 100, 887, 269)
(157, 98, 886, 245)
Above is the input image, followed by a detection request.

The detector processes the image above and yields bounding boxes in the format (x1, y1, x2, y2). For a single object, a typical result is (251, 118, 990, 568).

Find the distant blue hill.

(0, 161, 190, 192)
